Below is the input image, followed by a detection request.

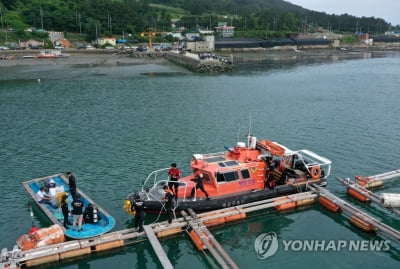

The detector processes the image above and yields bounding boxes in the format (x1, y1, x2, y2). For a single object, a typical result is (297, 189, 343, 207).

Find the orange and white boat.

(124, 136, 332, 214)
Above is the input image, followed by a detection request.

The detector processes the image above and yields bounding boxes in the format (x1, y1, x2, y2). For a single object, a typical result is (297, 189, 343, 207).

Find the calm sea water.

(1, 52, 400, 269)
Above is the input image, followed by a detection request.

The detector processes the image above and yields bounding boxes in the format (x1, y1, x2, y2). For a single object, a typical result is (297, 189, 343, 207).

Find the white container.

(380, 193, 400, 208)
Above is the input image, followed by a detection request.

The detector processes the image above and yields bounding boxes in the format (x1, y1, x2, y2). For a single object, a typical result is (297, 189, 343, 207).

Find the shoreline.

(1, 47, 399, 68)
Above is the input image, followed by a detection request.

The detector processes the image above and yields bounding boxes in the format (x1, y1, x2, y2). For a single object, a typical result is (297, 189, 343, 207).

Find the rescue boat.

(125, 137, 332, 214)
(23, 174, 115, 239)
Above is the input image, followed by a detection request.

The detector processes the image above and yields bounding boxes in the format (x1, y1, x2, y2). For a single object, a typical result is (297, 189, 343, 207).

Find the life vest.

(56, 192, 67, 206)
(165, 189, 174, 196)
(194, 170, 204, 179)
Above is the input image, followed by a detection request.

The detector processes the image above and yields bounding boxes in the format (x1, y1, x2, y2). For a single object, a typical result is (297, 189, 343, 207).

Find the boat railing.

(143, 178, 197, 202)
(141, 169, 199, 201)
(297, 149, 332, 179)
(141, 168, 170, 192)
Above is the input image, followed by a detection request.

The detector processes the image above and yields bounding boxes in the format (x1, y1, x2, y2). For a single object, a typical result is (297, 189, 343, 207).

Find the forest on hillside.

(0, 0, 395, 42)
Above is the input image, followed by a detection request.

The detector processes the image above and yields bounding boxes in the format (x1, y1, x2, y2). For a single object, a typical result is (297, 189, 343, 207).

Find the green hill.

(0, 0, 395, 45)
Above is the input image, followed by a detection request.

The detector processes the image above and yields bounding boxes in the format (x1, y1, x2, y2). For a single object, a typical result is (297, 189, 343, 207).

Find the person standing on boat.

(66, 172, 77, 199)
(60, 194, 71, 229)
(162, 185, 174, 224)
(71, 193, 84, 232)
(266, 158, 276, 189)
(190, 168, 210, 200)
(168, 163, 181, 198)
(132, 193, 145, 232)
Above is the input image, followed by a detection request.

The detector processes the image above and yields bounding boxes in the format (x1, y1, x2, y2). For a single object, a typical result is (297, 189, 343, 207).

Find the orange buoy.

(355, 175, 369, 186)
(349, 215, 375, 232)
(365, 180, 384, 189)
(189, 230, 207, 250)
(310, 166, 322, 179)
(94, 240, 125, 252)
(60, 247, 91, 259)
(319, 196, 342, 213)
(201, 212, 226, 227)
(347, 188, 370, 203)
(224, 208, 247, 222)
(157, 227, 183, 237)
(25, 254, 59, 267)
(296, 197, 315, 207)
(275, 197, 297, 211)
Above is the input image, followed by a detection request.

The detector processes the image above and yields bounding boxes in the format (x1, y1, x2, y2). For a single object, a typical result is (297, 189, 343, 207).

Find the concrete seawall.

(166, 51, 235, 73)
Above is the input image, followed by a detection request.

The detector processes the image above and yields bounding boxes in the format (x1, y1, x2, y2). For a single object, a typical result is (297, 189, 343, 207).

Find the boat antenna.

(248, 114, 252, 137)
(236, 126, 241, 142)
(248, 114, 252, 147)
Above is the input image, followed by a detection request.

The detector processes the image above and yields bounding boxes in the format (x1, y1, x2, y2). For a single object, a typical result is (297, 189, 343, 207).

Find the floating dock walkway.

(1, 181, 400, 268)
(354, 169, 400, 189)
(336, 177, 400, 215)
(309, 184, 400, 242)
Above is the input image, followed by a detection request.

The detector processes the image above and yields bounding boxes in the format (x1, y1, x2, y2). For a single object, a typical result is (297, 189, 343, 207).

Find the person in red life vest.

(162, 185, 174, 224)
(190, 168, 210, 200)
(167, 163, 181, 198)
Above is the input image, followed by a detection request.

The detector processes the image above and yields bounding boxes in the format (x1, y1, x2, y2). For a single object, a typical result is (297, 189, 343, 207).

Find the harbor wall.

(165, 51, 235, 73)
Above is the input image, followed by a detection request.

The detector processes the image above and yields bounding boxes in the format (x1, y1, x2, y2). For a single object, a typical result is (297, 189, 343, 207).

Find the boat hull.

(23, 174, 115, 239)
(140, 179, 326, 213)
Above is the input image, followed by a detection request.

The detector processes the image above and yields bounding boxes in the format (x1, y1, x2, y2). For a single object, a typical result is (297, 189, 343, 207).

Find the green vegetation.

(0, 0, 398, 46)
(340, 36, 360, 44)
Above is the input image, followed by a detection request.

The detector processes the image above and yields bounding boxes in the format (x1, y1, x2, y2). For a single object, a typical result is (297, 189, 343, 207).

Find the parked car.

(0, 46, 9, 50)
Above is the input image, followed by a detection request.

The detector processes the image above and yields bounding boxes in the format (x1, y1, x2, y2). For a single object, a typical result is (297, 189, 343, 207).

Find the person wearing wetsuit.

(190, 168, 210, 200)
(60, 194, 71, 228)
(163, 185, 174, 224)
(133, 194, 145, 232)
(66, 172, 77, 199)
(266, 158, 276, 189)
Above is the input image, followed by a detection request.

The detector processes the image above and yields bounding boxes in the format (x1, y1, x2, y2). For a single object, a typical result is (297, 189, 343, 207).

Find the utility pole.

(0, 7, 7, 43)
(78, 12, 82, 35)
(40, 7, 43, 29)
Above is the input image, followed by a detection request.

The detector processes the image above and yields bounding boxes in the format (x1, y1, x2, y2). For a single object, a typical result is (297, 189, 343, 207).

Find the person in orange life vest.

(167, 163, 181, 197)
(162, 185, 174, 224)
(190, 168, 210, 200)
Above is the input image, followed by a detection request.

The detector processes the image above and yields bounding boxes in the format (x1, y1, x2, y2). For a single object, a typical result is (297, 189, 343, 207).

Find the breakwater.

(165, 51, 236, 73)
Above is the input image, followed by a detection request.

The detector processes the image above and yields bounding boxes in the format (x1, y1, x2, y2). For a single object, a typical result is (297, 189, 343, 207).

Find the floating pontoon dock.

(336, 177, 400, 215)
(1, 182, 400, 269)
(309, 184, 400, 242)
